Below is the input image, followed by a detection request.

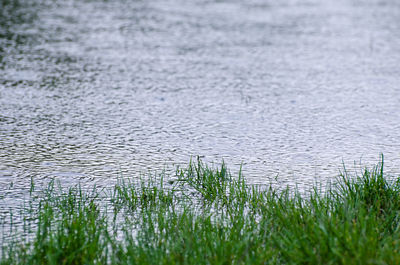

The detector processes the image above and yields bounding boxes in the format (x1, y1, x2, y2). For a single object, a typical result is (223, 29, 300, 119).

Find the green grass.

(2, 156, 400, 264)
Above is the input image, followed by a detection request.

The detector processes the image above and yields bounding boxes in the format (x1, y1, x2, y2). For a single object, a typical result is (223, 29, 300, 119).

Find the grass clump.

(2, 156, 400, 264)
(1, 183, 108, 265)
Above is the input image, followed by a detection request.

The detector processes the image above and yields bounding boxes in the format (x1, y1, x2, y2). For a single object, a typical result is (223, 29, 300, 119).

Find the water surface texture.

(1, 0, 400, 192)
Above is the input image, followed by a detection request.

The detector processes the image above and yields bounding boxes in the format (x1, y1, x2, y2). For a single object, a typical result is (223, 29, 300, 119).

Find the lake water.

(1, 0, 400, 196)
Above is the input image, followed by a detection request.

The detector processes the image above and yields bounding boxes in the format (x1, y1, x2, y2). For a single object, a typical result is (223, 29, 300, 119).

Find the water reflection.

(0, 0, 400, 197)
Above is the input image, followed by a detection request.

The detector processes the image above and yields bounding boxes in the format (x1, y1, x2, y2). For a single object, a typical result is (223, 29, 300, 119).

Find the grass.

(2, 156, 400, 264)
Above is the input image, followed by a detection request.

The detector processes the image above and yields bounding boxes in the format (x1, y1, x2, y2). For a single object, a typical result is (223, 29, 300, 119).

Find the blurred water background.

(1, 0, 400, 200)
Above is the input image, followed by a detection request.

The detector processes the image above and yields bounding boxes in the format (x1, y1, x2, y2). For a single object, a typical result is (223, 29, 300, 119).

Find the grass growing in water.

(2, 157, 400, 264)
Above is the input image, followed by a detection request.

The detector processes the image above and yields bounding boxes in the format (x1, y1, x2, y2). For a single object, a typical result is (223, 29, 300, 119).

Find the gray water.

(1, 0, 400, 196)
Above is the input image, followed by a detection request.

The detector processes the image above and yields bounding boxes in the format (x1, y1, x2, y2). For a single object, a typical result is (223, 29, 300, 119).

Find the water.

(1, 0, 400, 195)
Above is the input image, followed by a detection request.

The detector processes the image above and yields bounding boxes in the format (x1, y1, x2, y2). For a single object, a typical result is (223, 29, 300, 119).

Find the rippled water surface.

(1, 0, 400, 194)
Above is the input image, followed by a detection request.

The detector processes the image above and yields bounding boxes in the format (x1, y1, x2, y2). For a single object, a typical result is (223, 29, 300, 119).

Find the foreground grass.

(2, 157, 400, 264)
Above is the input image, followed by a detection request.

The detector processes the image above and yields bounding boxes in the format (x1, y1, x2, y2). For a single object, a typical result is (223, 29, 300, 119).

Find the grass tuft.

(2, 156, 400, 264)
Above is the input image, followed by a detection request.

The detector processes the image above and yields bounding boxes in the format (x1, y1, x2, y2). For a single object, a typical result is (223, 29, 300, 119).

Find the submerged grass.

(2, 156, 400, 264)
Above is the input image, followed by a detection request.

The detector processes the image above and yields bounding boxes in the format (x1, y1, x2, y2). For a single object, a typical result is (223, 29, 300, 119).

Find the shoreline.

(2, 156, 400, 264)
